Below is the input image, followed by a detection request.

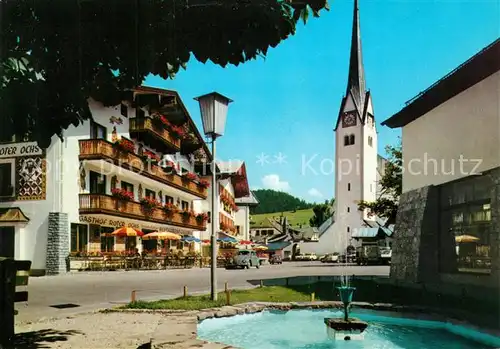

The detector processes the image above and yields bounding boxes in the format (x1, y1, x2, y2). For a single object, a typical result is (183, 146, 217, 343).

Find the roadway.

(16, 262, 389, 324)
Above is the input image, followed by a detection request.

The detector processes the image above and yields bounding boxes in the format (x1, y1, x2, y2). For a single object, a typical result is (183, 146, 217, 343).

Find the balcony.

(79, 139, 208, 199)
(129, 117, 181, 153)
(79, 194, 207, 230)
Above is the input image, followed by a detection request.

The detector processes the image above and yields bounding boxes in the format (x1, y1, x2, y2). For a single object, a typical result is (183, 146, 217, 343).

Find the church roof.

(383, 38, 500, 128)
(334, 0, 372, 131)
(346, 0, 366, 109)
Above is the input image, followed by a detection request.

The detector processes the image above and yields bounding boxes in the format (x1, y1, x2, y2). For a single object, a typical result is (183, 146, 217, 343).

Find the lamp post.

(194, 92, 233, 301)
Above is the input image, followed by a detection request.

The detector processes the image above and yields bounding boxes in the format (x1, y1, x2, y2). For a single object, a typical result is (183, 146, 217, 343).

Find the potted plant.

(195, 212, 209, 224)
(184, 172, 198, 182)
(142, 149, 161, 164)
(114, 138, 135, 153)
(163, 203, 178, 217)
(140, 197, 159, 210)
(198, 179, 210, 189)
(170, 125, 185, 139)
(181, 209, 194, 221)
(164, 161, 178, 174)
(111, 188, 134, 201)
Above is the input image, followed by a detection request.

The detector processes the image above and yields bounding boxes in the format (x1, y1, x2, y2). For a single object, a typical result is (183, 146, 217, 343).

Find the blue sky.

(145, 0, 499, 202)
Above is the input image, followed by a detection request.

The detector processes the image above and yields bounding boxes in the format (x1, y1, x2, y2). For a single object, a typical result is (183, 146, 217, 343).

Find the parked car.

(269, 255, 283, 265)
(303, 253, 318, 261)
(294, 254, 305, 261)
(225, 249, 260, 269)
(339, 253, 356, 264)
(321, 253, 339, 263)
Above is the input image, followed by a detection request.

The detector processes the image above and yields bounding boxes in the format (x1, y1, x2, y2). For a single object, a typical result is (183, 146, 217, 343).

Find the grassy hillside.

(250, 208, 314, 228)
(250, 189, 314, 215)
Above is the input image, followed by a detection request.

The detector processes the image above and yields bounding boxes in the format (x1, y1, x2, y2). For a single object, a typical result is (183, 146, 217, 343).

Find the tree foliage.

(250, 189, 314, 214)
(357, 139, 402, 226)
(309, 199, 334, 227)
(1, 0, 329, 147)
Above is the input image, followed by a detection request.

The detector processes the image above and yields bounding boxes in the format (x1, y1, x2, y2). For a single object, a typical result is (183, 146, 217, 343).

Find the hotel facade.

(0, 87, 252, 275)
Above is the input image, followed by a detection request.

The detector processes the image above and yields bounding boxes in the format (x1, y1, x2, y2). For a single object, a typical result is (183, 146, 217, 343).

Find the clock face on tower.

(342, 113, 357, 128)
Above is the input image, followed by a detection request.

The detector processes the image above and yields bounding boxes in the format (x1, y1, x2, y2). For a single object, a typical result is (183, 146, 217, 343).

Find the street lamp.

(194, 92, 233, 301)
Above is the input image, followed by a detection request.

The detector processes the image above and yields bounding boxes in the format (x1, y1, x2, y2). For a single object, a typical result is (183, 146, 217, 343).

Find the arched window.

(344, 135, 349, 146)
(349, 134, 355, 145)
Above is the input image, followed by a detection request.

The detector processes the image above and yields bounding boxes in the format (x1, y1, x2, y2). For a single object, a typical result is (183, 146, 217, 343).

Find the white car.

(303, 253, 318, 261)
(322, 253, 339, 263)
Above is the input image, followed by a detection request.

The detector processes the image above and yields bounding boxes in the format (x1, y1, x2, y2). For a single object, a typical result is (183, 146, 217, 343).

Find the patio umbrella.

(254, 245, 268, 251)
(455, 235, 479, 243)
(201, 239, 211, 244)
(111, 227, 144, 237)
(142, 231, 181, 240)
(239, 240, 253, 245)
(182, 236, 201, 243)
(218, 237, 238, 243)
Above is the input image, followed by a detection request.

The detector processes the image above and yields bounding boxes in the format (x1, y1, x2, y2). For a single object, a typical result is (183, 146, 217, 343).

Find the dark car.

(269, 255, 282, 265)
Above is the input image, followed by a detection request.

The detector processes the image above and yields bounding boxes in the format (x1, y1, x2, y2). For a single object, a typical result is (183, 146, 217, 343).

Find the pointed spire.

(346, 0, 366, 109)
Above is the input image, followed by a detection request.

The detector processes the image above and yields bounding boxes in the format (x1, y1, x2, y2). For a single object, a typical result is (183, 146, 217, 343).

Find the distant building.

(382, 38, 500, 286)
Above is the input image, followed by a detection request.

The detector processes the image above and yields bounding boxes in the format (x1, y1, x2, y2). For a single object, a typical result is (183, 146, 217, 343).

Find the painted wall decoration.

(109, 116, 123, 125)
(17, 156, 46, 200)
(112, 126, 118, 143)
(79, 164, 86, 192)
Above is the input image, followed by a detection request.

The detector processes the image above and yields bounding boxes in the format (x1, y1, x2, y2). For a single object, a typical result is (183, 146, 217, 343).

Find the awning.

(267, 242, 291, 251)
(352, 227, 392, 239)
(0, 208, 29, 223)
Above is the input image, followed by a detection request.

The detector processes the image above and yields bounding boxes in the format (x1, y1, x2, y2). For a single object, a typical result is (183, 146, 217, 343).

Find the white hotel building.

(0, 86, 252, 275)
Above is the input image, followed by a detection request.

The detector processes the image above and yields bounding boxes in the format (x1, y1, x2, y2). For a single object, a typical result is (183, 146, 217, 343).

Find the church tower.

(334, 0, 378, 245)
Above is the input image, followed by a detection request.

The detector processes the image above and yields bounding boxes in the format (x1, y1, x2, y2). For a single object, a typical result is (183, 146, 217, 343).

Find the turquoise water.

(197, 309, 499, 349)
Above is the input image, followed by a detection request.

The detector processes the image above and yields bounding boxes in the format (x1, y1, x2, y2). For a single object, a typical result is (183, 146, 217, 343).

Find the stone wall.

(390, 185, 439, 283)
(391, 167, 500, 288)
(45, 212, 69, 275)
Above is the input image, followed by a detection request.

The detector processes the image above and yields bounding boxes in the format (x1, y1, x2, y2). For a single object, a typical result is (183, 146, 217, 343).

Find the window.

(368, 136, 373, 147)
(120, 103, 128, 118)
(165, 195, 174, 204)
(125, 236, 137, 252)
(121, 181, 134, 195)
(344, 135, 349, 146)
(236, 226, 241, 235)
(344, 134, 355, 146)
(0, 161, 14, 197)
(145, 189, 156, 199)
(100, 227, 114, 252)
(348, 183, 351, 191)
(207, 211, 211, 223)
(71, 223, 88, 252)
(439, 175, 493, 275)
(90, 121, 106, 139)
(89, 171, 106, 194)
(349, 134, 355, 145)
(136, 108, 145, 119)
(347, 226, 350, 233)
(347, 207, 350, 213)
(181, 200, 189, 211)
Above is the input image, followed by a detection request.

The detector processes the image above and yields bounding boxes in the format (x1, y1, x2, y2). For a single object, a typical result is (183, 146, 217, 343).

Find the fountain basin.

(324, 317, 368, 340)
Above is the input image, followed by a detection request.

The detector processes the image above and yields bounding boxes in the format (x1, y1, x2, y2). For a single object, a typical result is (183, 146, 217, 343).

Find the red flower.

(170, 125, 185, 139)
(184, 172, 198, 181)
(140, 197, 160, 209)
(163, 203, 179, 214)
(143, 150, 161, 163)
(198, 179, 210, 188)
(196, 212, 209, 222)
(111, 188, 134, 201)
(115, 138, 135, 153)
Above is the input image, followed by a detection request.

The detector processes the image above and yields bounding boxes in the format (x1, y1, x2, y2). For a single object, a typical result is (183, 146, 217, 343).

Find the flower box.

(170, 125, 185, 139)
(142, 150, 161, 163)
(140, 197, 160, 209)
(112, 188, 134, 201)
(163, 161, 178, 174)
(198, 179, 210, 189)
(163, 203, 179, 216)
(184, 172, 198, 182)
(181, 210, 195, 220)
(114, 138, 135, 153)
(196, 212, 209, 223)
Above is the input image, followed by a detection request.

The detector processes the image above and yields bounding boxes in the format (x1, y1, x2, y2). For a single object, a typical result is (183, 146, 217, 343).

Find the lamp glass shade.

(195, 92, 232, 137)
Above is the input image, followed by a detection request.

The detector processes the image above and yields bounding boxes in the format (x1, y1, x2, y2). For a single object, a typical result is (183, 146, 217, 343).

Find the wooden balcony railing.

(129, 117, 181, 150)
(79, 194, 207, 230)
(79, 139, 208, 199)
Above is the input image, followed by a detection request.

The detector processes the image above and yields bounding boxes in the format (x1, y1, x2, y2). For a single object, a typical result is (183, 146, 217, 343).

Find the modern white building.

(299, 0, 389, 256)
(382, 38, 499, 286)
(0, 86, 247, 275)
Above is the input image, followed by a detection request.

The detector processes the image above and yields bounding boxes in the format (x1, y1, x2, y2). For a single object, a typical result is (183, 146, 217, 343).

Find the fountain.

(324, 270, 368, 340)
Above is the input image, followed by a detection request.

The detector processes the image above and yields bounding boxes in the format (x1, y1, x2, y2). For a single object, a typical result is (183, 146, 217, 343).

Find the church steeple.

(346, 0, 366, 110)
